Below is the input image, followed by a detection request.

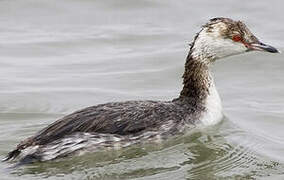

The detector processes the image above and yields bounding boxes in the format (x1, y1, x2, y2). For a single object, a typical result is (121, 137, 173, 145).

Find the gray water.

(1, 0, 284, 179)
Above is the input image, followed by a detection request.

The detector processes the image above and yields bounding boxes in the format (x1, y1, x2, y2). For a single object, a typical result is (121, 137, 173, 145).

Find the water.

(1, 0, 284, 179)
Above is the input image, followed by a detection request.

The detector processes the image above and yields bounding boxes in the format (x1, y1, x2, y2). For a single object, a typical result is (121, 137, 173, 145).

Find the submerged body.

(3, 17, 278, 164)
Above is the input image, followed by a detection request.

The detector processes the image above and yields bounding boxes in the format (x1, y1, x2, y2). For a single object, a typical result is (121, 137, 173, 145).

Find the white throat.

(200, 78, 223, 125)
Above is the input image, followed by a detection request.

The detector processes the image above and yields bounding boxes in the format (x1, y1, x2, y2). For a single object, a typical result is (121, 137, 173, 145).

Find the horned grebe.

(3, 17, 278, 164)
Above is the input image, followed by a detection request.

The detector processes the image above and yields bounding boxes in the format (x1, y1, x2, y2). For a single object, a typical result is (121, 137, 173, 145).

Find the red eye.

(232, 35, 242, 42)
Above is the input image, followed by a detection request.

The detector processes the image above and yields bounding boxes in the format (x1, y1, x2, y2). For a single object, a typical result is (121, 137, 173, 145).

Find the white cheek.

(213, 38, 247, 59)
(192, 30, 247, 60)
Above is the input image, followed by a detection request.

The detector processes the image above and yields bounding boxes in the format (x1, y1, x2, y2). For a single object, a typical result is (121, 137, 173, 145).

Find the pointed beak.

(249, 42, 279, 53)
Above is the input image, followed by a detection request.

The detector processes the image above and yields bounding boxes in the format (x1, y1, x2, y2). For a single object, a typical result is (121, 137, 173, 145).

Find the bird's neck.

(179, 53, 213, 104)
(174, 51, 223, 125)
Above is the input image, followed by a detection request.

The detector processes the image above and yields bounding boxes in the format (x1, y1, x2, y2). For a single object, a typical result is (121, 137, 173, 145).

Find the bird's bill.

(249, 42, 279, 53)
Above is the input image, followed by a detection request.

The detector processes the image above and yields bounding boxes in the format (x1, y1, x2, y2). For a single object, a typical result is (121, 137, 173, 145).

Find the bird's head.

(190, 17, 278, 62)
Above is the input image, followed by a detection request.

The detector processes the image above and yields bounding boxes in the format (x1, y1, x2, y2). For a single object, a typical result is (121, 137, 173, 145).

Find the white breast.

(200, 80, 223, 125)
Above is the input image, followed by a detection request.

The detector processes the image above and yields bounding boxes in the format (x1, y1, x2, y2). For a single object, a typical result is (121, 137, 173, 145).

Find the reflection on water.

(1, 0, 284, 179)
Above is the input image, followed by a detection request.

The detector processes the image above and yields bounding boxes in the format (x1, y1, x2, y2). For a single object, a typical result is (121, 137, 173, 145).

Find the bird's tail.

(2, 149, 21, 162)
(2, 137, 34, 163)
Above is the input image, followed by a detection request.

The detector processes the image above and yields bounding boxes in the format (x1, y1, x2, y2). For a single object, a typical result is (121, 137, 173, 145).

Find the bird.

(3, 17, 279, 165)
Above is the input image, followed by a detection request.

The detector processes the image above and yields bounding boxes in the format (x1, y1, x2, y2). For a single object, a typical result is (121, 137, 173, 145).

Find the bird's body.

(15, 99, 204, 162)
(3, 17, 278, 164)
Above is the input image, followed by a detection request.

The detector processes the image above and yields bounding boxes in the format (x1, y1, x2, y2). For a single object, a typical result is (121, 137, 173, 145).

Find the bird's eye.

(232, 35, 242, 42)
